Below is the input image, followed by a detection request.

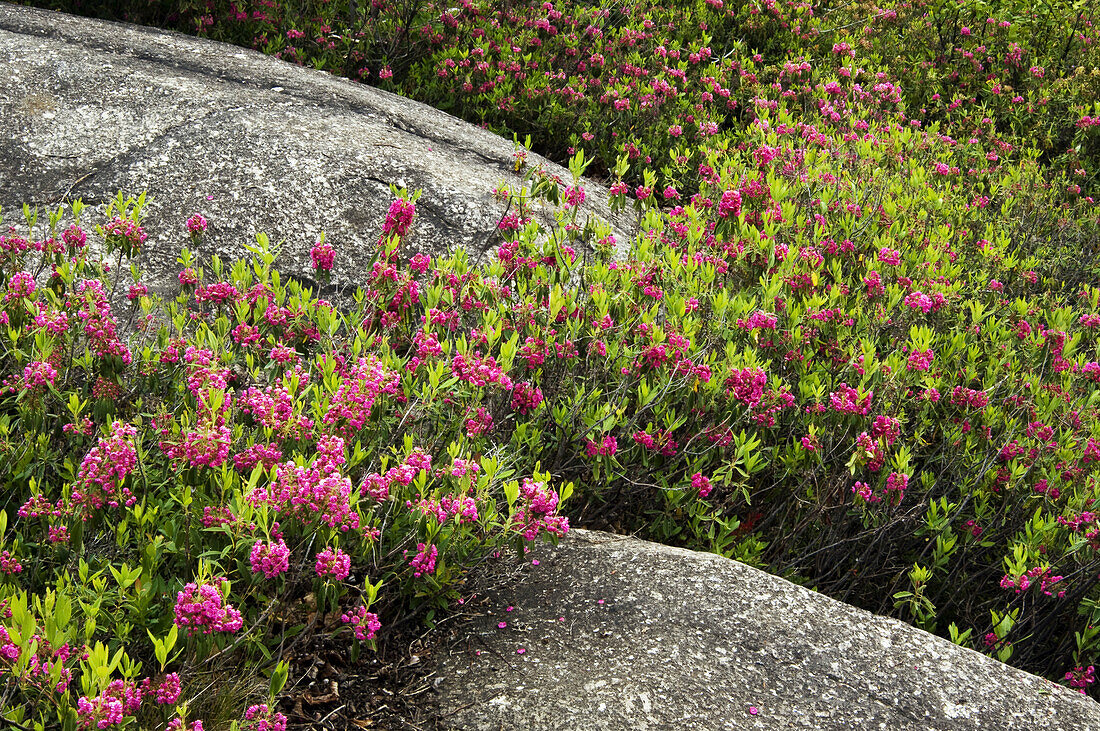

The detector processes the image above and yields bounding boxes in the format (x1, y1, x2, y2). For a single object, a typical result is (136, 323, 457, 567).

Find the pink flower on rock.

(511, 479, 569, 540)
(310, 239, 335, 271)
(63, 224, 86, 251)
(382, 198, 415, 240)
(564, 185, 586, 207)
(186, 213, 208, 237)
(102, 216, 147, 254)
(178, 268, 199, 286)
(1066, 665, 1096, 693)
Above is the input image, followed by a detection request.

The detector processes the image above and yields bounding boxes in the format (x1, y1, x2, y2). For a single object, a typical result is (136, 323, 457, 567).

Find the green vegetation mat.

(4, 0, 1100, 727)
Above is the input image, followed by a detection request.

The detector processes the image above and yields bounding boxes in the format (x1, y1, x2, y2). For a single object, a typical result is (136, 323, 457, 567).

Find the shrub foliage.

(7, 0, 1100, 725)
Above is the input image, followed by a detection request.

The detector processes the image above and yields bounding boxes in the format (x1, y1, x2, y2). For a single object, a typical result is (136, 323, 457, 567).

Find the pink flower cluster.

(242, 704, 287, 731)
(1000, 566, 1066, 598)
(450, 458, 481, 478)
(232, 441, 282, 473)
(585, 435, 618, 457)
(33, 306, 69, 335)
(185, 213, 207, 236)
(74, 279, 131, 364)
(520, 336, 547, 368)
(950, 386, 989, 410)
(726, 366, 768, 407)
(102, 216, 147, 254)
(240, 384, 295, 431)
(76, 679, 142, 729)
(167, 719, 204, 731)
(1066, 666, 1096, 693)
(310, 239, 335, 271)
(178, 268, 199, 286)
(511, 381, 544, 414)
(632, 429, 679, 456)
(315, 546, 351, 581)
(148, 673, 182, 705)
(854, 431, 885, 472)
(884, 471, 908, 504)
(736, 310, 778, 331)
(23, 360, 58, 390)
(63, 224, 86, 251)
(870, 415, 901, 446)
(411, 493, 480, 525)
(0, 627, 73, 695)
(877, 247, 901, 266)
(4, 271, 35, 302)
(173, 580, 244, 635)
(852, 481, 876, 504)
(717, 189, 742, 218)
(863, 270, 885, 298)
(362, 449, 432, 501)
(465, 407, 494, 436)
(907, 348, 934, 372)
(249, 458, 359, 531)
(71, 421, 138, 515)
(564, 185, 586, 207)
(904, 291, 932, 313)
(452, 351, 514, 389)
(381, 198, 416, 240)
(322, 356, 399, 437)
(341, 605, 382, 641)
(691, 472, 713, 498)
(250, 539, 290, 578)
(512, 479, 569, 541)
(830, 383, 873, 415)
(0, 551, 22, 575)
(408, 543, 438, 577)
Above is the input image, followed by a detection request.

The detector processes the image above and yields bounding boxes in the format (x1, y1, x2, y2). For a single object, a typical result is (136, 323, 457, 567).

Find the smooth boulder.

(436, 529, 1100, 730)
(0, 3, 630, 294)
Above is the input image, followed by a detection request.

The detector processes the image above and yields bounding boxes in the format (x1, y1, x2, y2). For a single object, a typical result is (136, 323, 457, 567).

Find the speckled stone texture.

(437, 529, 1100, 730)
(0, 3, 630, 296)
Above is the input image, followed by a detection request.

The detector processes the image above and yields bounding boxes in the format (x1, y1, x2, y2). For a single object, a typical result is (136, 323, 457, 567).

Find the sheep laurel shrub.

(0, 192, 572, 730)
(11, 0, 1100, 707)
(25, 0, 1100, 199)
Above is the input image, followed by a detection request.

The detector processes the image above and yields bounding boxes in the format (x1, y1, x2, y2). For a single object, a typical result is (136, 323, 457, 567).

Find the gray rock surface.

(437, 529, 1100, 730)
(0, 3, 630, 295)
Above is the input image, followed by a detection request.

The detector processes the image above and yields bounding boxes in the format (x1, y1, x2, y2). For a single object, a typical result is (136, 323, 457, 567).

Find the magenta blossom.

(310, 239, 335, 271)
(315, 546, 351, 581)
(250, 539, 290, 578)
(173, 580, 243, 635)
